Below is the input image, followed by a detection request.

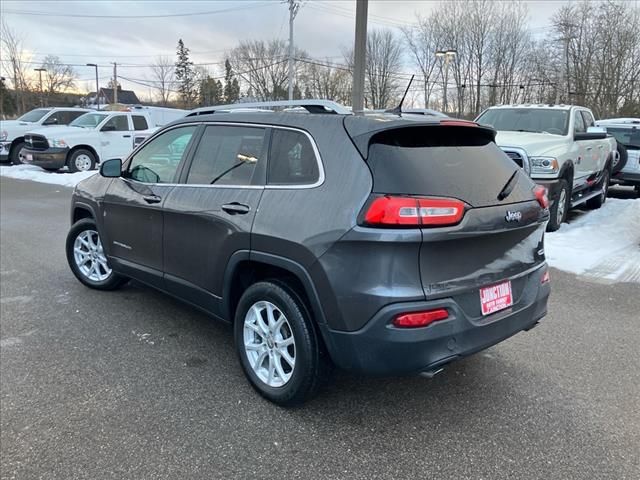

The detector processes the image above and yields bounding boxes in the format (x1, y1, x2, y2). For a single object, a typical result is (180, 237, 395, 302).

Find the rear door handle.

(221, 202, 250, 215)
(143, 194, 162, 204)
(123, 135, 131, 138)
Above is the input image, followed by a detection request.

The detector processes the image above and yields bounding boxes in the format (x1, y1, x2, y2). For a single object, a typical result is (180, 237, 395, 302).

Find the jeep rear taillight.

(363, 196, 466, 227)
(534, 185, 549, 209)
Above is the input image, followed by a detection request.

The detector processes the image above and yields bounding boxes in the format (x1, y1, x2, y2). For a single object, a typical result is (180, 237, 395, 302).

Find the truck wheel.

(67, 149, 96, 173)
(546, 179, 570, 232)
(10, 142, 26, 165)
(612, 144, 627, 175)
(234, 281, 331, 407)
(586, 169, 610, 209)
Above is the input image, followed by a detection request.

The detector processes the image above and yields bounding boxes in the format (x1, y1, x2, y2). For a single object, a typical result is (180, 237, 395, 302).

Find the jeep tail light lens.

(364, 196, 466, 227)
(393, 308, 449, 328)
(534, 185, 549, 209)
(541, 270, 550, 284)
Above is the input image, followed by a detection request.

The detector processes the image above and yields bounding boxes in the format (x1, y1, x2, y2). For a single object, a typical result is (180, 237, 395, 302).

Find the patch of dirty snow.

(0, 164, 95, 187)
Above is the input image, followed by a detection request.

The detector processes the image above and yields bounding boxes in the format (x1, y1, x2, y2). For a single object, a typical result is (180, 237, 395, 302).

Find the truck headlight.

(530, 157, 559, 174)
(48, 138, 68, 148)
(0, 130, 7, 141)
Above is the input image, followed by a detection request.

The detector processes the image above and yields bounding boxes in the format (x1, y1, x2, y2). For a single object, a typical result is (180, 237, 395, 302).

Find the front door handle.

(123, 134, 132, 138)
(143, 194, 162, 204)
(222, 202, 250, 215)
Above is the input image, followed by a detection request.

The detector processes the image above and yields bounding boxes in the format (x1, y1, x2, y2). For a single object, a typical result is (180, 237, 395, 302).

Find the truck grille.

(501, 148, 530, 174)
(24, 134, 49, 151)
(503, 150, 523, 168)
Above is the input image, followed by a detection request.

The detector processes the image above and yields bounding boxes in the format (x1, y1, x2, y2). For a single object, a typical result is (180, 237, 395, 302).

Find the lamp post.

(86, 63, 100, 110)
(34, 68, 46, 107)
(435, 49, 456, 114)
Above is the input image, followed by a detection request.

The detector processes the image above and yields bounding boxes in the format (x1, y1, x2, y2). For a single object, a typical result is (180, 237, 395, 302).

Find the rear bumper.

(22, 147, 68, 169)
(321, 265, 550, 375)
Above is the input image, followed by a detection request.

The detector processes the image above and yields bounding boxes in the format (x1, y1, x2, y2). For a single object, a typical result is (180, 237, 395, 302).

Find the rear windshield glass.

(366, 126, 535, 207)
(17, 109, 51, 123)
(605, 127, 640, 148)
(477, 108, 569, 136)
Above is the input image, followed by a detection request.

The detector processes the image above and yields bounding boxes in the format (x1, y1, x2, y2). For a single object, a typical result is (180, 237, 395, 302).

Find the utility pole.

(112, 62, 118, 105)
(34, 68, 46, 107)
(352, 0, 368, 114)
(86, 63, 100, 110)
(286, 0, 300, 101)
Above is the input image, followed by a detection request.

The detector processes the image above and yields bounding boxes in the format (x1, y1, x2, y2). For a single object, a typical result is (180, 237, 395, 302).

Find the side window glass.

(102, 115, 129, 132)
(268, 129, 319, 185)
(574, 112, 586, 134)
(43, 113, 60, 125)
(127, 126, 197, 184)
(186, 126, 266, 186)
(581, 111, 594, 128)
(132, 115, 149, 131)
(67, 111, 86, 123)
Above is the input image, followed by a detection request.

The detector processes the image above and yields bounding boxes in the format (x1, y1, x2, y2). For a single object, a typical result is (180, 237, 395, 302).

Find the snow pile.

(545, 198, 640, 283)
(0, 164, 96, 188)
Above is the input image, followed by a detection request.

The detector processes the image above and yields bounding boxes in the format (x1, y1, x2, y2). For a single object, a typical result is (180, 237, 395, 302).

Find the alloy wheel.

(556, 188, 567, 226)
(243, 301, 296, 388)
(73, 229, 111, 282)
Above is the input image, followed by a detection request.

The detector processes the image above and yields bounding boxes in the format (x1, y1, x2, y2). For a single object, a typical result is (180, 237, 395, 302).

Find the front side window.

(268, 129, 319, 185)
(581, 111, 595, 128)
(127, 126, 197, 184)
(70, 113, 109, 129)
(574, 112, 586, 134)
(102, 115, 129, 132)
(132, 116, 149, 131)
(186, 125, 266, 186)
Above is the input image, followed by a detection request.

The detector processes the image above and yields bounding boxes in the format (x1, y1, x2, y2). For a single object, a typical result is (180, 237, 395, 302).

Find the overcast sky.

(3, 0, 575, 99)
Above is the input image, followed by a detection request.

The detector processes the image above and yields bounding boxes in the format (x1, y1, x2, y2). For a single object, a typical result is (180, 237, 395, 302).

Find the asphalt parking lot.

(1, 176, 639, 480)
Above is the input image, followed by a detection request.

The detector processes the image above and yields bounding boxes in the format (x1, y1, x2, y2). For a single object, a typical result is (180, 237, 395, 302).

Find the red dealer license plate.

(480, 280, 513, 316)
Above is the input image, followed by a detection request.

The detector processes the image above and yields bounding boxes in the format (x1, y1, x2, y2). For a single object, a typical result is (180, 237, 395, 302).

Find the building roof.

(88, 87, 140, 105)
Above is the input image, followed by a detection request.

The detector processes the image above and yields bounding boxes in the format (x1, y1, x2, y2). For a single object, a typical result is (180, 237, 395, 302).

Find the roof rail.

(187, 99, 352, 117)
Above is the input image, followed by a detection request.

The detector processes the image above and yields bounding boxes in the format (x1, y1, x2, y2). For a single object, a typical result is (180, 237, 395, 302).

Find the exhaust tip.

(420, 367, 444, 379)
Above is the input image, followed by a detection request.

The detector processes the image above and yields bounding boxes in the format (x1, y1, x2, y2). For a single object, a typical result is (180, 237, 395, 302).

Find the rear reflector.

(541, 270, 550, 284)
(393, 309, 449, 328)
(364, 196, 466, 227)
(534, 185, 549, 209)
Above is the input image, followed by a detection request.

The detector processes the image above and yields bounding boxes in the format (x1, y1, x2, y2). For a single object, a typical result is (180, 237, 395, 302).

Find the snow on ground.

(0, 164, 95, 188)
(545, 197, 640, 284)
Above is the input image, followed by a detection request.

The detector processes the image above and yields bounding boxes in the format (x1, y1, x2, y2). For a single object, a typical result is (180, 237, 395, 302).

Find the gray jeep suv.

(66, 101, 551, 406)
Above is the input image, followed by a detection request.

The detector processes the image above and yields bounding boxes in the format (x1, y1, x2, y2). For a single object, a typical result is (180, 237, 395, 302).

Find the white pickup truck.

(21, 107, 187, 173)
(476, 105, 618, 231)
(0, 107, 90, 164)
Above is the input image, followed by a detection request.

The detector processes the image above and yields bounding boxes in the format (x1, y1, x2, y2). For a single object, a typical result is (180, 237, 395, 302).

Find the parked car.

(65, 100, 551, 406)
(0, 107, 90, 164)
(476, 105, 618, 231)
(21, 107, 187, 172)
(595, 118, 640, 194)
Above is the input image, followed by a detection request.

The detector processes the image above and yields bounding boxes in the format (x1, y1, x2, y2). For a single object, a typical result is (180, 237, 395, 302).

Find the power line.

(2, 2, 273, 19)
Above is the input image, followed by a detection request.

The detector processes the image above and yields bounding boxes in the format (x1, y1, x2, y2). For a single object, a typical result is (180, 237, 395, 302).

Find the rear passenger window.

(102, 115, 129, 131)
(186, 126, 266, 186)
(268, 129, 319, 185)
(132, 115, 149, 131)
(66, 111, 86, 123)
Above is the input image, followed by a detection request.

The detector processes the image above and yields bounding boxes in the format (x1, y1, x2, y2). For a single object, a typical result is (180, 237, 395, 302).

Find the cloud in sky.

(3, 0, 568, 98)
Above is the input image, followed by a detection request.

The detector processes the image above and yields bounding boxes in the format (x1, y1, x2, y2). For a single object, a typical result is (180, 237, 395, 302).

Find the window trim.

(123, 121, 326, 190)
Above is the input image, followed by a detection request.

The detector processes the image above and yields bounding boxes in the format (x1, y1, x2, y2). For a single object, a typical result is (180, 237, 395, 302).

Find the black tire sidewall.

(66, 219, 125, 290)
(67, 149, 96, 173)
(10, 142, 26, 165)
(547, 179, 569, 232)
(234, 281, 320, 406)
(613, 144, 628, 174)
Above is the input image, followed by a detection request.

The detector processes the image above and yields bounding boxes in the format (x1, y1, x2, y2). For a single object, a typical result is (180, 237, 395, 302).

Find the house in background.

(83, 86, 141, 108)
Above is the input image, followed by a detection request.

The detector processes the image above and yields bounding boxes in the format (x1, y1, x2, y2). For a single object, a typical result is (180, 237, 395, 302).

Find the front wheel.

(10, 142, 26, 165)
(234, 281, 330, 407)
(67, 149, 96, 173)
(546, 179, 570, 232)
(66, 219, 128, 290)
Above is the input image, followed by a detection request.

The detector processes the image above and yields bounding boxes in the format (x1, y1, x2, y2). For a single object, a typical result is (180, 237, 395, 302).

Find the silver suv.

(595, 118, 640, 194)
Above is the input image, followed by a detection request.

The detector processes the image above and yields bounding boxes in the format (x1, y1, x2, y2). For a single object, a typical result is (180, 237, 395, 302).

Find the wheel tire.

(66, 218, 128, 290)
(612, 144, 628, 175)
(67, 149, 96, 173)
(546, 179, 570, 232)
(586, 168, 610, 209)
(234, 281, 331, 407)
(10, 142, 26, 165)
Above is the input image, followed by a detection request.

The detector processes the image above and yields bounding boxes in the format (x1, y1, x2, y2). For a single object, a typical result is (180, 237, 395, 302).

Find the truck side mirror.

(100, 158, 122, 178)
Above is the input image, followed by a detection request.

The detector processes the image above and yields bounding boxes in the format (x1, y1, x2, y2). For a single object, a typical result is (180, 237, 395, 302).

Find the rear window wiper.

(497, 170, 519, 201)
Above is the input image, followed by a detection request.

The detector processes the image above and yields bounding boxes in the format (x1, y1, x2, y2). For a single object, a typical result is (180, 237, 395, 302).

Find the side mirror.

(101, 125, 116, 132)
(100, 158, 122, 178)
(575, 129, 607, 141)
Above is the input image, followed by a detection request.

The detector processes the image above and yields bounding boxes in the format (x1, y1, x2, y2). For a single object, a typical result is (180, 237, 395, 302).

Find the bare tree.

(40, 55, 76, 98)
(402, 15, 441, 108)
(0, 21, 32, 114)
(150, 55, 175, 106)
(299, 60, 351, 104)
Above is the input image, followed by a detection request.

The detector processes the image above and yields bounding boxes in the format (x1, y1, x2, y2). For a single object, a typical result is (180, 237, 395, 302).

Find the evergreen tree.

(293, 84, 302, 100)
(0, 79, 17, 117)
(175, 39, 196, 108)
(223, 59, 240, 103)
(199, 76, 223, 106)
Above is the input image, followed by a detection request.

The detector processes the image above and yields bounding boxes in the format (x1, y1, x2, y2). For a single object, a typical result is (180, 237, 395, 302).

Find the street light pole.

(286, 0, 300, 101)
(352, 0, 368, 114)
(34, 68, 46, 107)
(86, 63, 99, 110)
(435, 49, 456, 114)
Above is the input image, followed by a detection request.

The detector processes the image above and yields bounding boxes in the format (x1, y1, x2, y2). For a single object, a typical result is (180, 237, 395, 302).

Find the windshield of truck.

(17, 109, 51, 123)
(70, 113, 109, 129)
(605, 127, 640, 149)
(477, 108, 570, 136)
